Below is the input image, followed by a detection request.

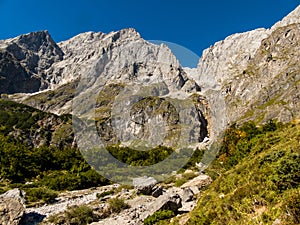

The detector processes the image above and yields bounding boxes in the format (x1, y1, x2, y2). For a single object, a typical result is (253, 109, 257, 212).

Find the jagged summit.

(271, 5, 300, 31)
(0, 30, 64, 93)
(197, 4, 300, 124)
(2, 30, 63, 58)
(0, 27, 195, 94)
(0, 5, 299, 146)
(16, 31, 56, 50)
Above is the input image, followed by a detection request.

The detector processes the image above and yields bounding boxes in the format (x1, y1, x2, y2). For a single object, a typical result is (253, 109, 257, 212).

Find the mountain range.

(0, 4, 299, 225)
(1, 6, 300, 145)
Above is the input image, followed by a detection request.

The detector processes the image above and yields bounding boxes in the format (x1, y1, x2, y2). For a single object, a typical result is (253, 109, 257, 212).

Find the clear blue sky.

(0, 0, 299, 67)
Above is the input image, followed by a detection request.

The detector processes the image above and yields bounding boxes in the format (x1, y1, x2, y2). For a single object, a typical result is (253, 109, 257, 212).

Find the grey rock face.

(141, 192, 182, 220)
(198, 28, 269, 92)
(197, 5, 300, 125)
(133, 176, 158, 195)
(0, 31, 63, 93)
(180, 174, 212, 189)
(226, 23, 300, 124)
(0, 189, 26, 225)
(3, 28, 208, 148)
(179, 187, 194, 203)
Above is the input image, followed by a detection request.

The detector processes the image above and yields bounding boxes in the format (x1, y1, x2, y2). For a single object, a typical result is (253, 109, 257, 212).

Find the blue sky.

(0, 0, 299, 67)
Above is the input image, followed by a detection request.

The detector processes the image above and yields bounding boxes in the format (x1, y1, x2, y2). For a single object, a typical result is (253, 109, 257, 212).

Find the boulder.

(180, 174, 212, 189)
(0, 189, 26, 225)
(178, 201, 197, 213)
(141, 192, 182, 220)
(133, 176, 157, 195)
(179, 188, 194, 203)
(151, 186, 164, 198)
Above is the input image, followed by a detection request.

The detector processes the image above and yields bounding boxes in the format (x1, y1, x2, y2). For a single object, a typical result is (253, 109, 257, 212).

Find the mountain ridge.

(0, 5, 299, 225)
(1, 5, 300, 149)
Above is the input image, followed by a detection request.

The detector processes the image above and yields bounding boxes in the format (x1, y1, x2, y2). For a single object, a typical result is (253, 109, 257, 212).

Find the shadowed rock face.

(0, 50, 41, 93)
(0, 31, 63, 94)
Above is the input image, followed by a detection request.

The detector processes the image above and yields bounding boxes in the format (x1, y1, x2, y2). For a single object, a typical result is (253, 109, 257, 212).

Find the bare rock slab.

(141, 192, 182, 220)
(0, 189, 26, 225)
(133, 176, 157, 195)
(181, 174, 212, 190)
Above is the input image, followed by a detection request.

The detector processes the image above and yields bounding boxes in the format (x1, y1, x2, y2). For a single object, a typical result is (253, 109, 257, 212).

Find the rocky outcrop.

(0, 99, 74, 148)
(133, 176, 158, 195)
(0, 189, 26, 225)
(181, 174, 212, 189)
(0, 31, 63, 94)
(197, 5, 300, 125)
(140, 192, 182, 220)
(2, 28, 208, 147)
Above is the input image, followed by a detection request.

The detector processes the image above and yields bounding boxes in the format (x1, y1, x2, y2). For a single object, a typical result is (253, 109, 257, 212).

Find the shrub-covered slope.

(0, 99, 74, 148)
(185, 120, 300, 224)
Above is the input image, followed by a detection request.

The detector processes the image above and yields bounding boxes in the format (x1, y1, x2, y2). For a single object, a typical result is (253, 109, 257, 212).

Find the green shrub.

(39, 170, 108, 191)
(25, 187, 57, 205)
(186, 121, 300, 225)
(0, 132, 109, 191)
(271, 153, 300, 191)
(48, 205, 98, 225)
(96, 190, 115, 199)
(65, 205, 98, 225)
(182, 149, 205, 169)
(144, 210, 175, 225)
(106, 145, 174, 166)
(283, 190, 300, 224)
(107, 197, 130, 214)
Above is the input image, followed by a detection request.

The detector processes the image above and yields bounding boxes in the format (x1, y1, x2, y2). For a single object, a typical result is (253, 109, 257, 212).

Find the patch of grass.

(144, 210, 175, 225)
(96, 190, 115, 199)
(48, 205, 98, 225)
(25, 187, 57, 206)
(184, 121, 300, 225)
(282, 189, 300, 224)
(107, 197, 130, 214)
(174, 172, 198, 187)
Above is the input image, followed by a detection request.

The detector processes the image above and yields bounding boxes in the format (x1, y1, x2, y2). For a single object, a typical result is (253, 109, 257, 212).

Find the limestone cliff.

(197, 5, 300, 125)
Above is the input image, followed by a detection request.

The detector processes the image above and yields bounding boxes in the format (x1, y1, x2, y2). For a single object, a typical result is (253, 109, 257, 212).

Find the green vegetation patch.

(48, 205, 99, 225)
(186, 120, 300, 225)
(106, 145, 174, 166)
(144, 210, 175, 225)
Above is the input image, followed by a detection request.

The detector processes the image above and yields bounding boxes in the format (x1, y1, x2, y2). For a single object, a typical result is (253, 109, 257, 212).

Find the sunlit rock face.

(197, 5, 300, 124)
(1, 28, 208, 148)
(2, 5, 300, 148)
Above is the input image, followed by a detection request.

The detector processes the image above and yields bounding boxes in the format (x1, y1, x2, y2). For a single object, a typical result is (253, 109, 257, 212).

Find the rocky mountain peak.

(16, 31, 59, 53)
(46, 27, 191, 93)
(197, 5, 300, 92)
(108, 27, 142, 42)
(271, 5, 300, 31)
(197, 4, 300, 125)
(0, 30, 64, 93)
(4, 30, 64, 63)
